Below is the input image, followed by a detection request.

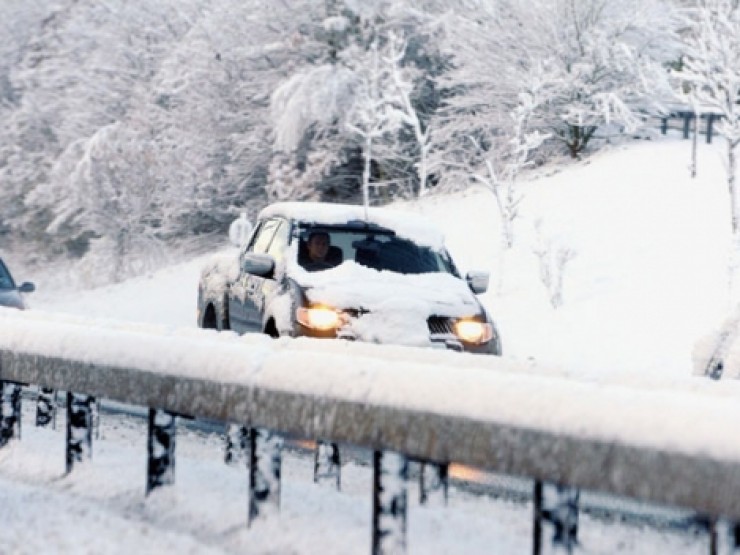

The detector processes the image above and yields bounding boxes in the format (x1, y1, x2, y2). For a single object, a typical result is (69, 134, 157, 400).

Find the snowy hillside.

(29, 135, 733, 381)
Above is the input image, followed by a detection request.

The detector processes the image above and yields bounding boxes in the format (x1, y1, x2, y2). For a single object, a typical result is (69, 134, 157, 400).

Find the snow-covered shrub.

(533, 220, 577, 308)
(693, 305, 740, 378)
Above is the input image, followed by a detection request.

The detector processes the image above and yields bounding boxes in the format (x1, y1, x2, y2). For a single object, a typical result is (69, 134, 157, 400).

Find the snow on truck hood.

(295, 261, 480, 316)
(293, 262, 481, 347)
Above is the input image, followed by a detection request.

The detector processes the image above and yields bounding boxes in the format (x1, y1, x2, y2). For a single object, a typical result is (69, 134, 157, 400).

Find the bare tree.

(345, 39, 407, 214)
(437, 64, 550, 250)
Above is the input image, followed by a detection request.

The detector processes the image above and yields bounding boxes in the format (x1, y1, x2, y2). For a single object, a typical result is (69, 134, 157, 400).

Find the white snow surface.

(4, 136, 738, 553)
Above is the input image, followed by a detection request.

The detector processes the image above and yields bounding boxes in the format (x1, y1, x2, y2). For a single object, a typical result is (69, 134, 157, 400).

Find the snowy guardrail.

(657, 103, 724, 144)
(2, 309, 740, 554)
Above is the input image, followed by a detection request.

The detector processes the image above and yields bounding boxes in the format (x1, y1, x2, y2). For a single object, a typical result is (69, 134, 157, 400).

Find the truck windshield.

(0, 260, 16, 290)
(297, 227, 456, 275)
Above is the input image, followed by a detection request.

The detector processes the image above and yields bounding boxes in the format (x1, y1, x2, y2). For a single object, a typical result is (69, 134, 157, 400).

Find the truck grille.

(427, 316, 454, 335)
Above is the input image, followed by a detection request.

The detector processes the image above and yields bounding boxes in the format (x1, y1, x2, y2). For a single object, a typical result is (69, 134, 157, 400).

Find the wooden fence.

(659, 109, 723, 143)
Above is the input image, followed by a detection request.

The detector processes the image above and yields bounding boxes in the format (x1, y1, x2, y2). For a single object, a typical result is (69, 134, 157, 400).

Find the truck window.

(266, 220, 290, 263)
(250, 219, 279, 254)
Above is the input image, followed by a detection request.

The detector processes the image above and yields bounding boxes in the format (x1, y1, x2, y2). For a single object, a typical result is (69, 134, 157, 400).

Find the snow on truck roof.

(258, 202, 446, 249)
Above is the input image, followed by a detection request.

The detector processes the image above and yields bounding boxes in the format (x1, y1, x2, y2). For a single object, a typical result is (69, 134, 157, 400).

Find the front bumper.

(295, 318, 501, 355)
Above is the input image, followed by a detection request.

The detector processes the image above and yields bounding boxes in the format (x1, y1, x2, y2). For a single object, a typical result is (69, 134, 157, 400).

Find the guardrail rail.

(2, 310, 740, 554)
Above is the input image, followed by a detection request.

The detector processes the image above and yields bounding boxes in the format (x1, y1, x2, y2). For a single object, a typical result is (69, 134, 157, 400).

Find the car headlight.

(296, 306, 343, 331)
(453, 319, 493, 344)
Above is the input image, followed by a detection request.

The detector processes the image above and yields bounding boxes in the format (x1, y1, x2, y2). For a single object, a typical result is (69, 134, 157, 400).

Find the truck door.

(229, 219, 278, 333)
(243, 219, 290, 333)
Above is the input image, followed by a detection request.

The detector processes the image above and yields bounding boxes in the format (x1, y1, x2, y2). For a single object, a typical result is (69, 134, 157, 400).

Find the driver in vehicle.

(302, 231, 336, 271)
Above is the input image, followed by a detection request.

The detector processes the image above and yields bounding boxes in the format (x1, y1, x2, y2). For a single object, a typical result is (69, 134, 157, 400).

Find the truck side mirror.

(18, 282, 35, 294)
(466, 271, 489, 294)
(242, 253, 275, 279)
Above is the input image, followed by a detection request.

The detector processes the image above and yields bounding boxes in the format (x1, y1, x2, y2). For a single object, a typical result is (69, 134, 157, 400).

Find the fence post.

(146, 409, 177, 494)
(683, 112, 693, 139)
(661, 117, 668, 135)
(314, 441, 341, 490)
(0, 381, 22, 447)
(372, 450, 409, 555)
(419, 462, 448, 505)
(249, 427, 283, 525)
(710, 518, 740, 555)
(36, 387, 55, 427)
(66, 392, 95, 473)
(707, 114, 716, 144)
(533, 481, 580, 554)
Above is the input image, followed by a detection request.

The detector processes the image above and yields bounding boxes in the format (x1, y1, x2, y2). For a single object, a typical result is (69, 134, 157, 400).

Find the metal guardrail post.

(66, 392, 94, 473)
(146, 409, 177, 495)
(314, 440, 341, 490)
(683, 112, 693, 139)
(533, 481, 580, 554)
(372, 450, 409, 555)
(36, 387, 55, 427)
(249, 427, 283, 525)
(419, 462, 448, 505)
(0, 381, 22, 447)
(707, 114, 716, 144)
(224, 424, 250, 465)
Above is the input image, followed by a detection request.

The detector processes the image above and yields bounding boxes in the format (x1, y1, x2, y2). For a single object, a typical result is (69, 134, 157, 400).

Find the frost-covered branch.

(458, 68, 550, 250)
(383, 32, 432, 197)
(345, 39, 408, 214)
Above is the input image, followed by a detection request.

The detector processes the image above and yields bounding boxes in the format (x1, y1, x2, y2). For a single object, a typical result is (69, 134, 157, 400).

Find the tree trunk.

(417, 141, 428, 197)
(729, 139, 738, 235)
(363, 136, 372, 220)
(691, 112, 698, 178)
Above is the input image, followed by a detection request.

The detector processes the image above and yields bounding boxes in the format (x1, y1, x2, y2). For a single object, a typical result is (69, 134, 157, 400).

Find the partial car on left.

(0, 258, 35, 310)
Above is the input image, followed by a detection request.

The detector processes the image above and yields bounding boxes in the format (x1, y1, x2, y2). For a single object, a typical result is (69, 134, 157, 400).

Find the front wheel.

(201, 302, 230, 331)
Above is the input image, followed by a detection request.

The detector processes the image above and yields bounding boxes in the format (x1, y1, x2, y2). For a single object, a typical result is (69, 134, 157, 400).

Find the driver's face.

(307, 234, 330, 261)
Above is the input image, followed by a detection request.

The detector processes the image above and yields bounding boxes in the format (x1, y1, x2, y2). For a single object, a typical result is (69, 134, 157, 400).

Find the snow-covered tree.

(269, 63, 358, 201)
(469, 90, 549, 250)
(434, 62, 550, 249)
(680, 0, 740, 235)
(0, 0, 687, 282)
(37, 122, 167, 284)
(268, 1, 445, 204)
(383, 33, 433, 197)
(345, 38, 409, 212)
(437, 0, 681, 159)
(1, 0, 205, 258)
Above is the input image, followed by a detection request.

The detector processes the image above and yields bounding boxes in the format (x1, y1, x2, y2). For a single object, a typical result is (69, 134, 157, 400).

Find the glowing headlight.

(296, 306, 342, 330)
(453, 319, 493, 344)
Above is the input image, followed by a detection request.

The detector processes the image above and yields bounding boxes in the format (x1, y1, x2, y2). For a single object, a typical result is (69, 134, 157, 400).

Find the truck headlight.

(296, 306, 343, 331)
(453, 319, 493, 344)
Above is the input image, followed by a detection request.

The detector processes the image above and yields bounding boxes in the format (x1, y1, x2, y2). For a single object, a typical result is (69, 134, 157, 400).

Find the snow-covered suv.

(197, 202, 501, 355)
